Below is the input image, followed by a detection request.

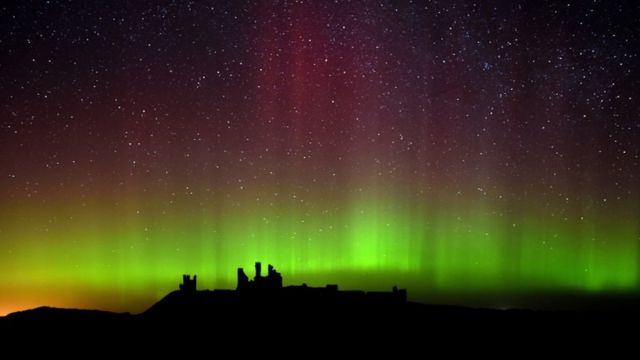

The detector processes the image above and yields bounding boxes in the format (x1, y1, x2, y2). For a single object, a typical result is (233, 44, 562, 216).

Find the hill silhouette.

(3, 306, 131, 321)
(1, 262, 638, 346)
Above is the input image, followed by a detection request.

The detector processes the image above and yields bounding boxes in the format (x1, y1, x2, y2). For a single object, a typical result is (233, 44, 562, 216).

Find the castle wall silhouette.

(178, 262, 407, 303)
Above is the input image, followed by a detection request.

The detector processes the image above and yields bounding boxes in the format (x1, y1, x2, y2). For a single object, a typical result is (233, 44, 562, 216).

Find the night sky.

(1, 0, 639, 314)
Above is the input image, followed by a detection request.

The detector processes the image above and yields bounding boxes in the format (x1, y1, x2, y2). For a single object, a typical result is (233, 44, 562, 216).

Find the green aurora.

(1, 187, 637, 314)
(1, 1, 639, 315)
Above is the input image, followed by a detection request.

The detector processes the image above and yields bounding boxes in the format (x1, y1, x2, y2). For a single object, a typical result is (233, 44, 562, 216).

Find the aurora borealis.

(1, 1, 639, 315)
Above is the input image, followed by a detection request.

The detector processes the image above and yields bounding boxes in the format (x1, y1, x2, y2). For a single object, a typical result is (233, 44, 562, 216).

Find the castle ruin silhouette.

(178, 261, 407, 303)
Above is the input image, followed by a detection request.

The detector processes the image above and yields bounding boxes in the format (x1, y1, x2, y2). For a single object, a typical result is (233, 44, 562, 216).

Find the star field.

(0, 0, 639, 314)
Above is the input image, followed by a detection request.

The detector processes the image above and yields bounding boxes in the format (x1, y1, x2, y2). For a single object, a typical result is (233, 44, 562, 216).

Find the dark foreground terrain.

(2, 290, 638, 349)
